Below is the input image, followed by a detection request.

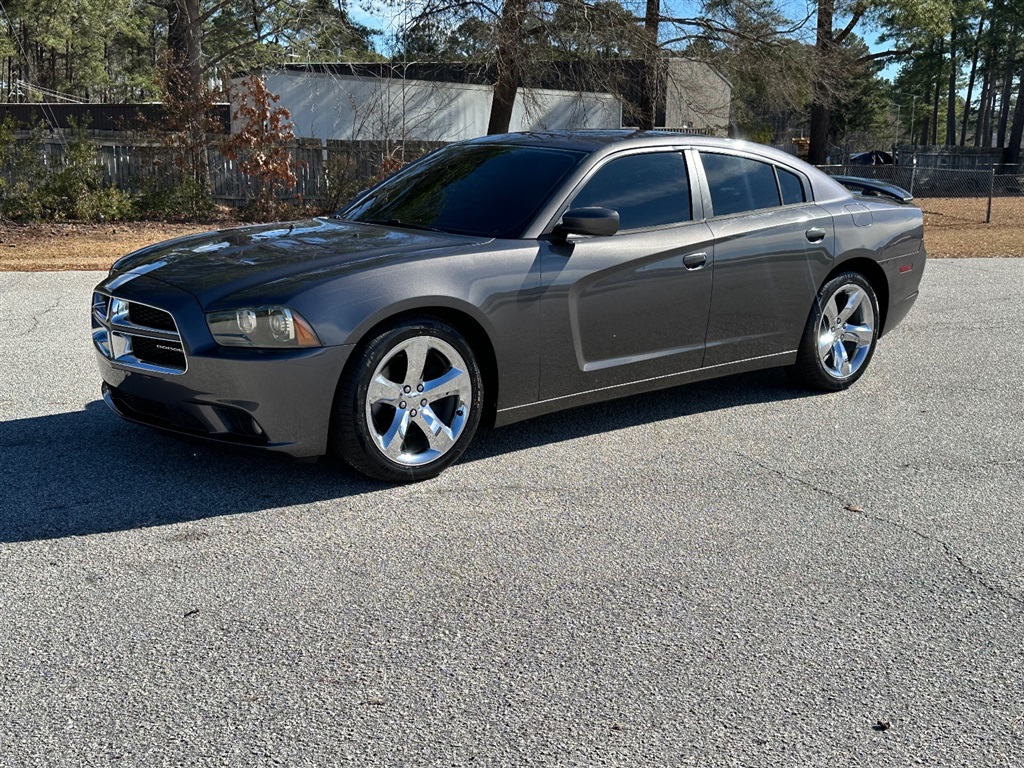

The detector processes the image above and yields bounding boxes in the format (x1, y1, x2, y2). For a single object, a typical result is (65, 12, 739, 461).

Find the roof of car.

(469, 129, 717, 151)
(470, 130, 810, 166)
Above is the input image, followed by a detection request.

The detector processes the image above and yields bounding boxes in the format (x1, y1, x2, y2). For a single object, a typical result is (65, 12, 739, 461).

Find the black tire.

(332, 317, 483, 482)
(789, 271, 880, 391)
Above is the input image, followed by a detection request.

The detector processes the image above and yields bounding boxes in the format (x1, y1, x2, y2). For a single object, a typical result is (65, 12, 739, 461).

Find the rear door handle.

(806, 227, 827, 243)
(683, 252, 708, 270)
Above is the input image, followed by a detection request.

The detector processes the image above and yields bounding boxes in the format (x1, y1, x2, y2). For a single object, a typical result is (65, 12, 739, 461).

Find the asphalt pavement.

(1, 260, 1022, 767)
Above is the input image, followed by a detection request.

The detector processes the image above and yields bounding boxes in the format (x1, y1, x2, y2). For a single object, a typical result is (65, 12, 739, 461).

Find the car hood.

(109, 218, 490, 307)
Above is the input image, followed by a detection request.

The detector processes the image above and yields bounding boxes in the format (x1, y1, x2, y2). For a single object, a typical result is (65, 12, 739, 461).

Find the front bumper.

(93, 274, 353, 459)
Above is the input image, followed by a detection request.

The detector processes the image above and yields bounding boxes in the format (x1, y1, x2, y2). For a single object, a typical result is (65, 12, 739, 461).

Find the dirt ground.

(0, 197, 1021, 271)
(917, 196, 1024, 258)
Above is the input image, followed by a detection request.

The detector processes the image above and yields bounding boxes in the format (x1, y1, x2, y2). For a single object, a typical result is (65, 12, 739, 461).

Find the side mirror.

(558, 207, 620, 238)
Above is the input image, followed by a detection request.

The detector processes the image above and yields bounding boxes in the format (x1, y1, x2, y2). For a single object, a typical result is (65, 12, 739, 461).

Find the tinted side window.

(778, 167, 806, 205)
(699, 152, 781, 216)
(571, 152, 691, 230)
(344, 145, 585, 238)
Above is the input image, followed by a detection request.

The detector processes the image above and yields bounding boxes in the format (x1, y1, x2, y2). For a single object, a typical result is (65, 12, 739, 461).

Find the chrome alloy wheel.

(364, 335, 473, 466)
(817, 283, 876, 379)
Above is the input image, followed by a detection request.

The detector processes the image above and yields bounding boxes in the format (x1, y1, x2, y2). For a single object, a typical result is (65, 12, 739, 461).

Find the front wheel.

(332, 318, 483, 482)
(790, 272, 880, 391)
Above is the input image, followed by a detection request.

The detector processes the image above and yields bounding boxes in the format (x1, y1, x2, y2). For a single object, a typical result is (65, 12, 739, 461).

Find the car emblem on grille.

(91, 294, 186, 375)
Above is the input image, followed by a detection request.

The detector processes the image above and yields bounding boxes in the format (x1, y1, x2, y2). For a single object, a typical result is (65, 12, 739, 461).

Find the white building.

(663, 59, 732, 136)
(236, 65, 622, 143)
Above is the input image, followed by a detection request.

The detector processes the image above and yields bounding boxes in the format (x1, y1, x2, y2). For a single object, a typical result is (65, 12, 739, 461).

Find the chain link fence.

(818, 163, 1024, 225)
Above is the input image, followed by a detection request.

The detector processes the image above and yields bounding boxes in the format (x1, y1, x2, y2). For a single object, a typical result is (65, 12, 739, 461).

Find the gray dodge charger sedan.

(92, 131, 926, 481)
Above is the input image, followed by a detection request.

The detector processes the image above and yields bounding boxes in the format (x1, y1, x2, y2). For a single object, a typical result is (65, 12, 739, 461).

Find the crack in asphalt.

(26, 294, 63, 335)
(736, 451, 1024, 610)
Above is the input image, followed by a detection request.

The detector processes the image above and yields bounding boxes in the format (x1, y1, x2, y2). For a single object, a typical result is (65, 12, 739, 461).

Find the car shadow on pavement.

(0, 400, 389, 544)
(1, 369, 811, 543)
(464, 367, 812, 463)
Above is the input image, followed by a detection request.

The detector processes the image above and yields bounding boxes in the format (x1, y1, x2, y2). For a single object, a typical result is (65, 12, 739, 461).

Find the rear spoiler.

(831, 175, 914, 203)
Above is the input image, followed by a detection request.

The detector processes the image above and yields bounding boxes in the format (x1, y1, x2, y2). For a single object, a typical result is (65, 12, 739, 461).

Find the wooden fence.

(2, 136, 446, 210)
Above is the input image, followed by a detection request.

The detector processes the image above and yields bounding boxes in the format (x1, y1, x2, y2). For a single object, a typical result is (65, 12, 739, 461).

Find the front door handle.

(806, 227, 827, 243)
(683, 252, 708, 270)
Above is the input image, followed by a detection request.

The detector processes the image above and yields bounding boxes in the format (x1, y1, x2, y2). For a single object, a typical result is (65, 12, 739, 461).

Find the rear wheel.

(333, 318, 483, 482)
(790, 272, 879, 391)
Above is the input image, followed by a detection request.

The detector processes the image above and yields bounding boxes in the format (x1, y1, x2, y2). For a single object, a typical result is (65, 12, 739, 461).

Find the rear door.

(695, 150, 835, 366)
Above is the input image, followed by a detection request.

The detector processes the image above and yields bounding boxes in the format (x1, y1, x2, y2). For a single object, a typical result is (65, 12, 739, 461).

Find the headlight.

(206, 306, 321, 348)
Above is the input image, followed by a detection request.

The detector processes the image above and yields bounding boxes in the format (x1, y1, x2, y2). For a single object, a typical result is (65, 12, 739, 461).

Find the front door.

(537, 150, 715, 400)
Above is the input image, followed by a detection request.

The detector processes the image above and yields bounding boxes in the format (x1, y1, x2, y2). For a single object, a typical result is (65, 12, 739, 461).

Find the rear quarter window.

(778, 167, 806, 205)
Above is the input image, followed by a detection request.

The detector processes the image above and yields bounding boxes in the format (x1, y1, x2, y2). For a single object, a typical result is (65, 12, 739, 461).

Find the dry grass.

(0, 221, 237, 271)
(1, 198, 1022, 271)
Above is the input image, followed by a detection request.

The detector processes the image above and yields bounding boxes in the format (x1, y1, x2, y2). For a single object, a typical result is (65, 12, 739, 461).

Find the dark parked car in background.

(92, 131, 926, 481)
(849, 149, 895, 165)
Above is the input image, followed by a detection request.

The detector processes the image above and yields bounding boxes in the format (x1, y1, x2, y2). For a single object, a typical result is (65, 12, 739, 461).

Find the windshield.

(340, 144, 587, 239)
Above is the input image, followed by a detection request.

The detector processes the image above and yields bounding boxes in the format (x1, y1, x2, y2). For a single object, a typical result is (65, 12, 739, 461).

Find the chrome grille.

(92, 292, 187, 374)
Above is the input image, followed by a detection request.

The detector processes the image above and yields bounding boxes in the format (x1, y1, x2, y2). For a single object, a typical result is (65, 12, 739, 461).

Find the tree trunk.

(986, 76, 998, 147)
(19, 26, 31, 95)
(961, 16, 984, 146)
(637, 0, 660, 130)
(974, 72, 987, 146)
(920, 114, 930, 146)
(809, 103, 831, 164)
(945, 25, 957, 145)
(997, 33, 1018, 148)
(978, 66, 993, 147)
(807, 0, 835, 165)
(1004, 66, 1024, 165)
(486, 0, 528, 135)
(976, 20, 1001, 148)
(166, 0, 204, 100)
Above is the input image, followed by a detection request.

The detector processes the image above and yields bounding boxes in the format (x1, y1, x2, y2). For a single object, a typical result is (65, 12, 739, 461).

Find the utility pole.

(907, 94, 917, 150)
(892, 102, 902, 152)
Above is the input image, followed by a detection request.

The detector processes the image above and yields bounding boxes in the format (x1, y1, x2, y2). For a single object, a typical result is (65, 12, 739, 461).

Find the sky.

(346, 0, 906, 83)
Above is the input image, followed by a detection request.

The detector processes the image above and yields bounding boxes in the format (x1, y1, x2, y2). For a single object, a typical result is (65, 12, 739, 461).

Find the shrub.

(75, 186, 136, 222)
(0, 123, 49, 221)
(134, 176, 216, 221)
(222, 76, 303, 221)
(0, 120, 137, 223)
